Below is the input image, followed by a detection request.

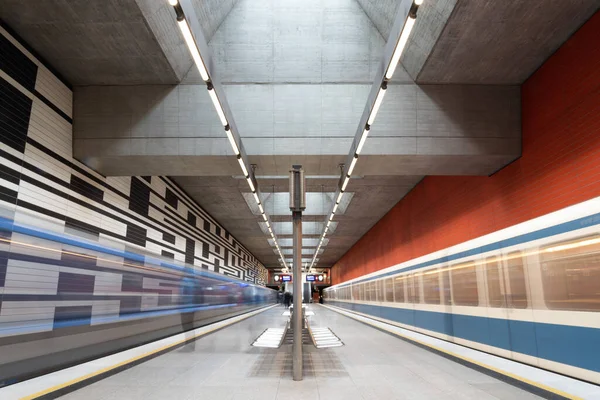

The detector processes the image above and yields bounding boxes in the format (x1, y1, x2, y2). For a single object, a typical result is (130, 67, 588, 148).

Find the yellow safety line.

(20, 305, 276, 400)
(321, 305, 582, 400)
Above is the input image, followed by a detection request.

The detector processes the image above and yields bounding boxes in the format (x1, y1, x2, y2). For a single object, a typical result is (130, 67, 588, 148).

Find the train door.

(482, 256, 512, 358)
(501, 251, 538, 365)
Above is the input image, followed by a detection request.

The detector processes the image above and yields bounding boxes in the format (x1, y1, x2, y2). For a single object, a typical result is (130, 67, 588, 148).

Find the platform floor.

(55, 304, 542, 400)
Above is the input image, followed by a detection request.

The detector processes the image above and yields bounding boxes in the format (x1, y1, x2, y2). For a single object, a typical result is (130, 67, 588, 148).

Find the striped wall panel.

(0, 25, 268, 291)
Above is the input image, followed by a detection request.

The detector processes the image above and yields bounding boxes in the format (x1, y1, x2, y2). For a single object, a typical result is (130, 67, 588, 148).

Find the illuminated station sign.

(274, 274, 292, 282)
(306, 274, 324, 282)
(274, 274, 325, 283)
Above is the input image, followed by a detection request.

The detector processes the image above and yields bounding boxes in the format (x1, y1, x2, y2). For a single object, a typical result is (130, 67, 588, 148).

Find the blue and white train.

(325, 197, 600, 384)
(0, 216, 276, 387)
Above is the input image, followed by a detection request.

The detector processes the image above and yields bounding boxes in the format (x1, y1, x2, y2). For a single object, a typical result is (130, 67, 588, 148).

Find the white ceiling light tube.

(168, 0, 178, 5)
(253, 192, 260, 204)
(367, 84, 387, 126)
(356, 128, 370, 155)
(326, 220, 331, 228)
(347, 155, 358, 176)
(341, 175, 350, 191)
(207, 86, 228, 126)
(336, 192, 343, 204)
(176, 20, 209, 82)
(225, 127, 240, 156)
(258, 203, 264, 214)
(332, 203, 339, 214)
(262, 213, 268, 221)
(329, 213, 334, 221)
(237, 156, 248, 177)
(247, 177, 255, 192)
(385, 16, 416, 80)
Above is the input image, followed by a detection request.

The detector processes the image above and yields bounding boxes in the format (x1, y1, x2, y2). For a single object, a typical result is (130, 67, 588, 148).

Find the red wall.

(332, 13, 600, 284)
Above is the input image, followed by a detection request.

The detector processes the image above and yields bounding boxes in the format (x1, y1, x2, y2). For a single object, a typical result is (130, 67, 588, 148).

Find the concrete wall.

(331, 13, 600, 283)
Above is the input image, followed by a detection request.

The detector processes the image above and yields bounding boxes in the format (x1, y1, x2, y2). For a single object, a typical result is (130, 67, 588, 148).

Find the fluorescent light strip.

(348, 155, 358, 176)
(225, 128, 240, 156)
(329, 213, 334, 221)
(336, 192, 343, 204)
(253, 192, 260, 204)
(356, 128, 369, 155)
(341, 176, 350, 191)
(247, 177, 255, 192)
(208, 87, 228, 126)
(177, 20, 209, 82)
(385, 16, 416, 80)
(332, 203, 338, 214)
(168, 0, 178, 5)
(258, 204, 264, 214)
(262, 213, 268, 221)
(237, 157, 248, 177)
(368, 87, 387, 126)
(327, 220, 331, 228)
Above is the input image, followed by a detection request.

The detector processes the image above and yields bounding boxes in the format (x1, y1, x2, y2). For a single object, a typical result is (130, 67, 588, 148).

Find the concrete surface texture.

(0, 0, 238, 84)
(55, 306, 542, 399)
(2, 0, 594, 270)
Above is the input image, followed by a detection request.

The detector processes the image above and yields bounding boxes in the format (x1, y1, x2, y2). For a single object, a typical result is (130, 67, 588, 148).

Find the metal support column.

(292, 210, 302, 380)
(289, 165, 306, 381)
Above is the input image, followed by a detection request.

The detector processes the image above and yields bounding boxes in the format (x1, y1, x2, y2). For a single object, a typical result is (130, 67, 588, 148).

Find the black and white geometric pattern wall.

(0, 24, 268, 288)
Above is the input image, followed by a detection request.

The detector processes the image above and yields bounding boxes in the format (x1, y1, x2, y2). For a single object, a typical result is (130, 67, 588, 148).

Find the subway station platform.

(4, 304, 598, 400)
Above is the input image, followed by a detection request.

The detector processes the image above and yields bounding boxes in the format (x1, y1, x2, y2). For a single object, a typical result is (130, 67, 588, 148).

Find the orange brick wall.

(332, 12, 600, 284)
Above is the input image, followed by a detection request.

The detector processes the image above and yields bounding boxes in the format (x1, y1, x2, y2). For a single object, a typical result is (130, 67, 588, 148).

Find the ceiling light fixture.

(253, 192, 260, 204)
(367, 83, 387, 126)
(332, 203, 338, 214)
(225, 127, 240, 156)
(341, 176, 350, 191)
(176, 20, 209, 82)
(237, 156, 248, 177)
(347, 155, 358, 176)
(247, 177, 255, 192)
(207, 85, 228, 126)
(385, 16, 416, 79)
(356, 127, 370, 155)
(336, 192, 343, 204)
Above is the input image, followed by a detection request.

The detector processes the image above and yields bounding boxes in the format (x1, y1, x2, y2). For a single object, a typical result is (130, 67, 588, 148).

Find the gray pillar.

(289, 165, 305, 381)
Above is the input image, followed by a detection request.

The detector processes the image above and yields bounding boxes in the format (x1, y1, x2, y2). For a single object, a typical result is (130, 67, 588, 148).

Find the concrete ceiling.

(1, 0, 595, 271)
(173, 175, 421, 269)
(0, 0, 238, 85)
(358, 0, 599, 84)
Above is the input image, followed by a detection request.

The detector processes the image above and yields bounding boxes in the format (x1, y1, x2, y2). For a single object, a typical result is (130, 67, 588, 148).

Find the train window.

(377, 279, 384, 302)
(506, 252, 528, 308)
(407, 274, 419, 303)
(486, 257, 505, 307)
(370, 281, 377, 301)
(450, 262, 479, 306)
(385, 278, 394, 302)
(359, 283, 365, 301)
(541, 236, 600, 311)
(394, 276, 405, 302)
(423, 269, 441, 304)
(352, 284, 359, 301)
(440, 267, 452, 305)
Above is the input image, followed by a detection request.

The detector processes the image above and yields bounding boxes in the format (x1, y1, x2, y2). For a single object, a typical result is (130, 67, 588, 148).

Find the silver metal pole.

(289, 165, 305, 381)
(292, 210, 302, 381)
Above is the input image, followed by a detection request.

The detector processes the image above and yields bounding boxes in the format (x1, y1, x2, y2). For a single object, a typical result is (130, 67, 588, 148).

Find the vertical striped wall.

(332, 12, 600, 284)
(0, 24, 267, 286)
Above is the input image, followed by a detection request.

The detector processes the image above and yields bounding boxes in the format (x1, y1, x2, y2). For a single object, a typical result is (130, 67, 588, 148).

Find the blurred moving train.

(325, 197, 600, 384)
(0, 216, 276, 387)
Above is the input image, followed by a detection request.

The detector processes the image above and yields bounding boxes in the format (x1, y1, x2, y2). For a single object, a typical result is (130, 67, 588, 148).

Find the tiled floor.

(58, 305, 541, 400)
